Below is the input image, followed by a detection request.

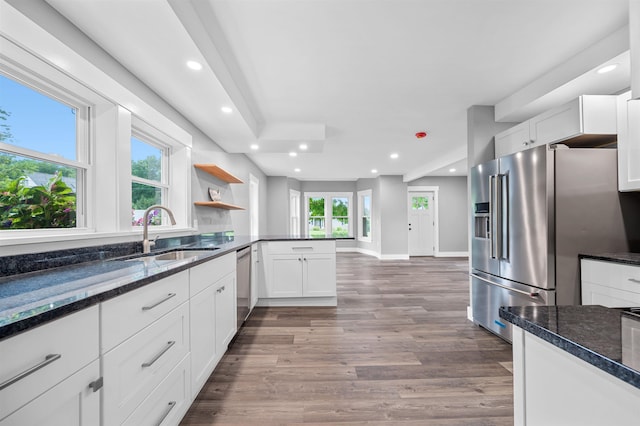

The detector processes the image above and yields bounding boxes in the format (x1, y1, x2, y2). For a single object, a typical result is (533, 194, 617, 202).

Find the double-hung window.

(0, 71, 88, 230)
(305, 192, 353, 238)
(358, 189, 372, 242)
(130, 133, 170, 227)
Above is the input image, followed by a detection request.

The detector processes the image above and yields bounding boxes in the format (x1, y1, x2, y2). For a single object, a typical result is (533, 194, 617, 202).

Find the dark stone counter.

(0, 234, 341, 341)
(500, 305, 640, 390)
(579, 252, 640, 266)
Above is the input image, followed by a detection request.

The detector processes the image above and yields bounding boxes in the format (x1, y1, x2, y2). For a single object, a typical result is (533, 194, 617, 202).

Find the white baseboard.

(467, 305, 473, 321)
(256, 297, 337, 307)
(379, 254, 410, 260)
(436, 251, 469, 258)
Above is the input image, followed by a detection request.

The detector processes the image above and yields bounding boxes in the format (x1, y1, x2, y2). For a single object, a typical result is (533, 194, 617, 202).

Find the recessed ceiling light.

(299, 143, 308, 150)
(186, 60, 202, 71)
(449, 168, 456, 173)
(371, 169, 378, 174)
(597, 64, 618, 74)
(250, 144, 259, 150)
(289, 152, 297, 157)
(294, 168, 301, 172)
(221, 106, 233, 114)
(390, 153, 399, 159)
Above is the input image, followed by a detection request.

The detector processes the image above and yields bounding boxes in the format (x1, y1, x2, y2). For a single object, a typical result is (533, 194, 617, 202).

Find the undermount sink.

(126, 249, 218, 264)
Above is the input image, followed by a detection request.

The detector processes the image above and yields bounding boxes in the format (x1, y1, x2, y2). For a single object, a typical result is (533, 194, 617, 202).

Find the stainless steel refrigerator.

(470, 144, 640, 342)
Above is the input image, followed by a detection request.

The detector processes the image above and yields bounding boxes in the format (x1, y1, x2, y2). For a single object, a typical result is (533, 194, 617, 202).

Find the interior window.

(130, 135, 168, 227)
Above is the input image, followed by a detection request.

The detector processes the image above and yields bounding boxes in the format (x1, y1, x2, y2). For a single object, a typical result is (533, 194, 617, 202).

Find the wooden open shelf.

(194, 164, 243, 183)
(194, 201, 245, 210)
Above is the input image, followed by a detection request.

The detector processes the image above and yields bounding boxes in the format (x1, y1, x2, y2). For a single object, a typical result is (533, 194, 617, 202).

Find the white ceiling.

(44, 0, 630, 181)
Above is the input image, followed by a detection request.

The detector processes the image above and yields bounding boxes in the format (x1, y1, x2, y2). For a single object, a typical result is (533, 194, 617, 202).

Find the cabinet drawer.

(266, 240, 336, 255)
(101, 270, 189, 352)
(581, 259, 640, 293)
(122, 354, 191, 426)
(190, 252, 236, 296)
(103, 302, 190, 426)
(0, 306, 99, 420)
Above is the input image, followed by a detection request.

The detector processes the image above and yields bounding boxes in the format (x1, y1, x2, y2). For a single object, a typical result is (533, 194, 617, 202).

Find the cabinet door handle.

(0, 353, 62, 391)
(142, 293, 176, 311)
(298, 258, 302, 261)
(217, 285, 225, 293)
(155, 401, 177, 426)
(629, 278, 640, 284)
(292, 247, 313, 250)
(142, 341, 175, 368)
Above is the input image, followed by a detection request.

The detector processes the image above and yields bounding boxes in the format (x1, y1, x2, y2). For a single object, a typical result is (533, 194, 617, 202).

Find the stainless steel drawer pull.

(217, 285, 225, 293)
(0, 354, 62, 391)
(141, 341, 175, 368)
(292, 247, 313, 250)
(629, 278, 640, 284)
(142, 293, 176, 311)
(155, 401, 177, 426)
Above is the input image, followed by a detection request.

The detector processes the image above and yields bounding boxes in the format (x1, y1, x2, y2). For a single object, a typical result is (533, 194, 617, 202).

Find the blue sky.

(1, 74, 158, 163)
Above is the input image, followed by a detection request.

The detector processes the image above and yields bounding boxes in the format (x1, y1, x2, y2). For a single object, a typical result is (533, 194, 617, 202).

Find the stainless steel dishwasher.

(236, 247, 252, 326)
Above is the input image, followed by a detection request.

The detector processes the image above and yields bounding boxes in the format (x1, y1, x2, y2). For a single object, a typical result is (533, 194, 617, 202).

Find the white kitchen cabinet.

(121, 355, 191, 426)
(260, 241, 336, 305)
(102, 301, 190, 426)
(581, 258, 640, 307)
(0, 305, 99, 421)
(0, 360, 101, 426)
(617, 91, 640, 191)
(631, 0, 640, 99)
(512, 327, 640, 425)
(189, 253, 237, 397)
(494, 95, 617, 158)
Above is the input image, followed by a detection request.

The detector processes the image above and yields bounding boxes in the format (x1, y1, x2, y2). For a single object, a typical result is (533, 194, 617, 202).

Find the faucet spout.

(142, 205, 177, 253)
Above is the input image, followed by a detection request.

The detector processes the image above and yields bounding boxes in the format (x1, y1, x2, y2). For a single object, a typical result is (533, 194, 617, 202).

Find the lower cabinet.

(102, 302, 190, 426)
(121, 355, 191, 426)
(189, 253, 237, 397)
(512, 327, 640, 425)
(581, 258, 640, 307)
(0, 360, 101, 426)
(261, 241, 337, 304)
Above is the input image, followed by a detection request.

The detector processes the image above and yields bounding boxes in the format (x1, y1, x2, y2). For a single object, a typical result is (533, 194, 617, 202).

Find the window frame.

(357, 189, 372, 242)
(0, 61, 91, 232)
(304, 192, 353, 238)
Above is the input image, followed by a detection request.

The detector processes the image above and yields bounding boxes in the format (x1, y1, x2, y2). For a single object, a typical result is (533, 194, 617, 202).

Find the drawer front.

(0, 306, 99, 420)
(122, 355, 191, 426)
(190, 252, 236, 296)
(582, 259, 640, 293)
(266, 240, 336, 255)
(101, 270, 189, 352)
(103, 302, 190, 426)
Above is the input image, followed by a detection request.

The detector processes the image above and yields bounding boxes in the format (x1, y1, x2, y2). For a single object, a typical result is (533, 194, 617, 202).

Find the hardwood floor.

(180, 253, 514, 425)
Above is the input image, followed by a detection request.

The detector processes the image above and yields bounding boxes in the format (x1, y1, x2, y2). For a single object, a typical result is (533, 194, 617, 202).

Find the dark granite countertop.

(579, 252, 640, 266)
(500, 305, 640, 390)
(0, 234, 341, 341)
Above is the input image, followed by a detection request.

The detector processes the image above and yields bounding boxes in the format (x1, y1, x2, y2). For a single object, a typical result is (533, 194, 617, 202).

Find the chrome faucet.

(142, 205, 176, 253)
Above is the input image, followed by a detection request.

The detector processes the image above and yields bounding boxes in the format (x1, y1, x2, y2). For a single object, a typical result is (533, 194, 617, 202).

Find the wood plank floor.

(180, 253, 514, 425)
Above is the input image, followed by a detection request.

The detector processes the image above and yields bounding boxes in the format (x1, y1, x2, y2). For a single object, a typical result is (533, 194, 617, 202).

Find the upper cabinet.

(494, 95, 617, 158)
(631, 0, 639, 99)
(617, 92, 640, 191)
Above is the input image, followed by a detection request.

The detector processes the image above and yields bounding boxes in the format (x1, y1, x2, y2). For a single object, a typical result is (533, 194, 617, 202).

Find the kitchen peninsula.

(500, 305, 640, 425)
(0, 234, 338, 425)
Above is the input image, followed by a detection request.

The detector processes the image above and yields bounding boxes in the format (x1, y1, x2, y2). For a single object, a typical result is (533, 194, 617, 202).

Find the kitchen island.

(500, 305, 640, 426)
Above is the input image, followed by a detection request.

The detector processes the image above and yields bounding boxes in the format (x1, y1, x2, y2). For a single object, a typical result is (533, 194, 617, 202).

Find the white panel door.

(408, 192, 434, 256)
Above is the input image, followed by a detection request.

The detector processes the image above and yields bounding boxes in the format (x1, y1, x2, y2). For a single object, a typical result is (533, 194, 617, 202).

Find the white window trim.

(357, 189, 372, 242)
(0, 24, 194, 249)
(304, 192, 353, 238)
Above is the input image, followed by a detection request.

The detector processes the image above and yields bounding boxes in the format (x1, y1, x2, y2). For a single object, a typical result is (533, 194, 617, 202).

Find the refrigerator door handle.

(470, 273, 541, 298)
(500, 173, 509, 261)
(489, 174, 498, 259)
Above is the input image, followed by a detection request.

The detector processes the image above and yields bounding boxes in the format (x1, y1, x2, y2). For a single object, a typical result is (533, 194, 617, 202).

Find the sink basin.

(125, 249, 218, 264)
(152, 249, 217, 261)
